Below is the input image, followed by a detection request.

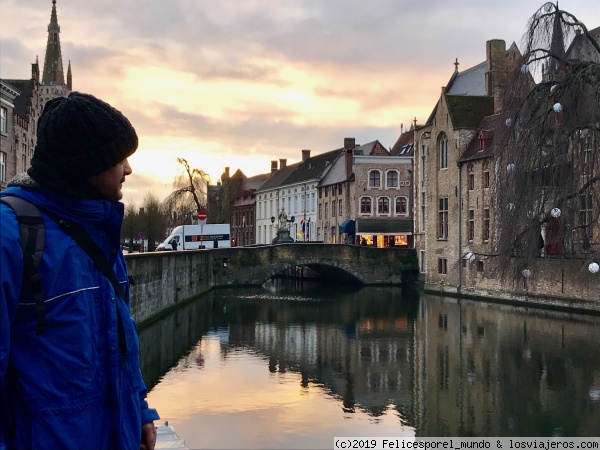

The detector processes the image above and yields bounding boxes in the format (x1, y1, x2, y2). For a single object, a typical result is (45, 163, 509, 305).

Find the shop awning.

(339, 219, 355, 234)
(356, 218, 413, 234)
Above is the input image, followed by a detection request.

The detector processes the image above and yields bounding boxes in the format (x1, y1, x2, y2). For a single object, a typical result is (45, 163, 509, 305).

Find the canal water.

(139, 280, 600, 449)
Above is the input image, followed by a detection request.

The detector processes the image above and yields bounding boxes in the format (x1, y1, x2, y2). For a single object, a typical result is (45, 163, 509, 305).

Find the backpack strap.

(39, 208, 126, 299)
(0, 196, 46, 335)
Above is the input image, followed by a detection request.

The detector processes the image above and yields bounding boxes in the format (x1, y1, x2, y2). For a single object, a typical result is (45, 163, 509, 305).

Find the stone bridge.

(211, 243, 418, 286)
(126, 243, 418, 324)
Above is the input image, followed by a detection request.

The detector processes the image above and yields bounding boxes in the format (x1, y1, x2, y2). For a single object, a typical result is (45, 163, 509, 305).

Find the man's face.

(88, 158, 132, 201)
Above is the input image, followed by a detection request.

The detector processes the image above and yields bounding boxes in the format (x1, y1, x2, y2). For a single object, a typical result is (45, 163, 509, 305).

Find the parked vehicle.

(155, 224, 231, 251)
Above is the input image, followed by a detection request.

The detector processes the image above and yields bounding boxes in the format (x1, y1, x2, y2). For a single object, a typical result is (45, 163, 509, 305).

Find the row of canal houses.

(223, 26, 599, 302)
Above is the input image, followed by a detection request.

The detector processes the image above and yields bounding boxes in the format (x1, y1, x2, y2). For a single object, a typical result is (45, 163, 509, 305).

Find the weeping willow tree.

(494, 3, 600, 280)
(163, 158, 210, 225)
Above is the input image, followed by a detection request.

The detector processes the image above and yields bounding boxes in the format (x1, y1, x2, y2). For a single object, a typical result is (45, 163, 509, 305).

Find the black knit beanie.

(28, 92, 138, 195)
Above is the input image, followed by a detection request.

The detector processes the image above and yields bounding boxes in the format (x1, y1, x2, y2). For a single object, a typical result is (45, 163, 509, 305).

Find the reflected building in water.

(414, 294, 600, 436)
(139, 288, 600, 436)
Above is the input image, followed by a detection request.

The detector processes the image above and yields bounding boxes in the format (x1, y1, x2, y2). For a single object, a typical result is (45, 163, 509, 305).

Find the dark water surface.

(139, 280, 600, 448)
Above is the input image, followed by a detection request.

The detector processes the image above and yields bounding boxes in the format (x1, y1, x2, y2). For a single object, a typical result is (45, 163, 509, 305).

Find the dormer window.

(478, 131, 486, 151)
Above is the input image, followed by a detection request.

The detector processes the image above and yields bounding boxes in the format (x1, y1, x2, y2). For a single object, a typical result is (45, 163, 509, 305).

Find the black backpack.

(0, 196, 46, 334)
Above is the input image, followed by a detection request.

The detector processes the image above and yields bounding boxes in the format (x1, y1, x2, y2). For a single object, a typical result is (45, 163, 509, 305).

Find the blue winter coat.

(0, 183, 159, 450)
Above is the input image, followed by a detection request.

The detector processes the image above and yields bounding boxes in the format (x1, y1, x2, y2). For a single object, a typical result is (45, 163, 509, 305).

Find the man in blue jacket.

(0, 92, 159, 449)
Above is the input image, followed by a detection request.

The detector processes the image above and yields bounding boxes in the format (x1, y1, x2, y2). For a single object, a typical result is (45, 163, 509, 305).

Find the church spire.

(42, 0, 65, 85)
(547, 3, 566, 79)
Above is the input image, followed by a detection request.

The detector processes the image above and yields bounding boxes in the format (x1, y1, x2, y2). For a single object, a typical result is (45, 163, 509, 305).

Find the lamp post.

(271, 215, 275, 241)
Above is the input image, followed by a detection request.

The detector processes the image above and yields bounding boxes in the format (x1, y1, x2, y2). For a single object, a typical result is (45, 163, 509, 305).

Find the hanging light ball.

(505, 118, 512, 127)
(553, 102, 563, 113)
(551, 207, 561, 218)
(522, 269, 532, 278)
(521, 64, 529, 74)
(507, 163, 516, 173)
(589, 262, 599, 274)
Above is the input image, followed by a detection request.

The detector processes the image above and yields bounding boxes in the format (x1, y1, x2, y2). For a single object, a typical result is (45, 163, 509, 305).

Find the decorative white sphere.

(505, 118, 512, 127)
(522, 269, 532, 278)
(589, 262, 599, 274)
(553, 102, 563, 113)
(507, 163, 516, 173)
(521, 64, 529, 74)
(551, 207, 561, 218)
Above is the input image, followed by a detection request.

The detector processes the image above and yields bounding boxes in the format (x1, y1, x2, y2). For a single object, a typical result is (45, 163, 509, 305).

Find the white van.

(155, 224, 231, 251)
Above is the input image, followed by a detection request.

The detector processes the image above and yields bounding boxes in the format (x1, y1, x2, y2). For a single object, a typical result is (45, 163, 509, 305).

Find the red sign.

(197, 210, 207, 221)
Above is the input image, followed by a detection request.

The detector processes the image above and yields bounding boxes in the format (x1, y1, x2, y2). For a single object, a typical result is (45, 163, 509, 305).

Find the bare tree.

(163, 158, 210, 225)
(494, 3, 600, 279)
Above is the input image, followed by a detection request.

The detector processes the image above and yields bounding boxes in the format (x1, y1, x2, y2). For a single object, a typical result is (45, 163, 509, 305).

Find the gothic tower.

(40, 0, 71, 105)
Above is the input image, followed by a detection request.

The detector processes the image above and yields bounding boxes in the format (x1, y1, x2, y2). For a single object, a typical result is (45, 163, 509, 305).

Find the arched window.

(439, 133, 448, 169)
(360, 197, 372, 214)
(378, 197, 390, 214)
(395, 197, 408, 214)
(369, 170, 381, 188)
(386, 170, 399, 188)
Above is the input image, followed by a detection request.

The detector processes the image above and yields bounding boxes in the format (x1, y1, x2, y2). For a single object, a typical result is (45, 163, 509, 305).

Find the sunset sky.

(1, 0, 598, 205)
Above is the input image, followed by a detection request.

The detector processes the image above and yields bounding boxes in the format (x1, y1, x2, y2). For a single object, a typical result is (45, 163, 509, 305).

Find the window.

(338, 184, 343, 195)
(483, 208, 490, 242)
(369, 170, 381, 188)
(319, 189, 322, 199)
(331, 200, 336, 217)
(0, 107, 7, 134)
(420, 250, 426, 273)
(468, 209, 475, 241)
(331, 185, 336, 197)
(294, 196, 297, 214)
(324, 187, 328, 197)
(324, 203, 328, 219)
(469, 174, 475, 190)
(578, 193, 593, 248)
(338, 199, 343, 216)
(439, 134, 448, 169)
(360, 197, 372, 214)
(395, 197, 407, 214)
(438, 197, 448, 239)
(318, 204, 322, 219)
(378, 197, 389, 214)
(484, 171, 490, 188)
(477, 261, 484, 272)
(311, 193, 315, 212)
(438, 258, 447, 274)
(0, 151, 6, 182)
(386, 170, 398, 188)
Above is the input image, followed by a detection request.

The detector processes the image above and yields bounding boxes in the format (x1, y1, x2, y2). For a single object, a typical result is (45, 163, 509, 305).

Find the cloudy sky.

(1, 0, 598, 205)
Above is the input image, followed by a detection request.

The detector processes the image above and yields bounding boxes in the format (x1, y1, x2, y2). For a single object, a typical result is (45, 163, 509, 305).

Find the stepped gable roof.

(445, 95, 494, 129)
(257, 161, 300, 191)
(4, 79, 31, 118)
(446, 61, 486, 96)
(459, 113, 508, 163)
(283, 148, 344, 185)
(390, 131, 414, 156)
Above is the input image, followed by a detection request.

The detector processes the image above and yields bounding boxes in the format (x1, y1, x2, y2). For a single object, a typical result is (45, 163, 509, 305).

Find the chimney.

(485, 39, 507, 113)
(344, 137, 355, 151)
(225, 167, 230, 177)
(279, 158, 287, 169)
(345, 147, 353, 176)
(302, 149, 311, 162)
(271, 160, 278, 173)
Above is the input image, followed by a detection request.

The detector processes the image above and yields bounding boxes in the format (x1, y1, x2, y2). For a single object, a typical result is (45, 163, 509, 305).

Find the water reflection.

(139, 282, 600, 448)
